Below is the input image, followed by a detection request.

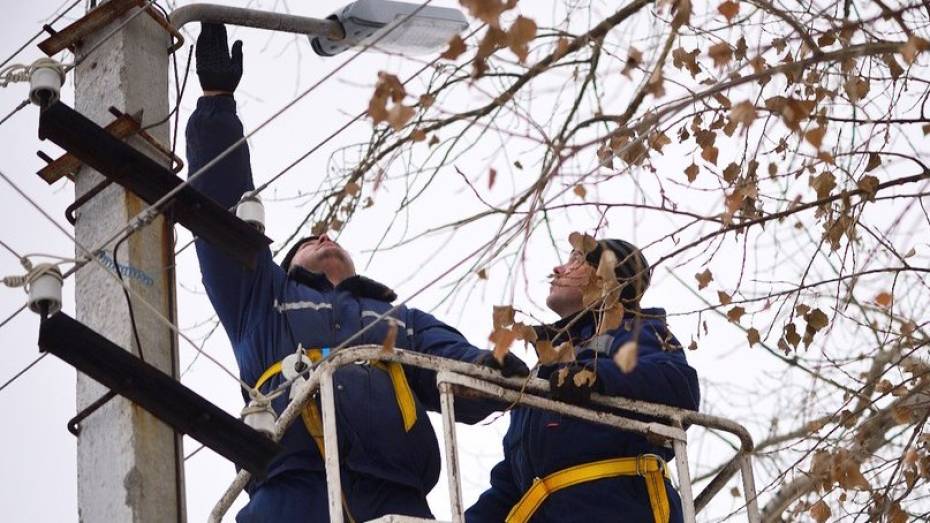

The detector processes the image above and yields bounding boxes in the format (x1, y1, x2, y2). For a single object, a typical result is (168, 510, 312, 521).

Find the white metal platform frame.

(209, 347, 762, 523)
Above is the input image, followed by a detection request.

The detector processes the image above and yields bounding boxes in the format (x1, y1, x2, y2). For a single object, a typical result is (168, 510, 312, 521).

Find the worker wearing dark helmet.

(466, 237, 700, 523)
(186, 23, 529, 522)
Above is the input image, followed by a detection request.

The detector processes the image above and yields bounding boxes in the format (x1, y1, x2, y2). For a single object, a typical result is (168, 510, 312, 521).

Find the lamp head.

(311, 0, 468, 57)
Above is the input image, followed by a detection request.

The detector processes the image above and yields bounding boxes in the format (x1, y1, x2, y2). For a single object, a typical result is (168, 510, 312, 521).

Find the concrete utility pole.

(72, 3, 184, 521)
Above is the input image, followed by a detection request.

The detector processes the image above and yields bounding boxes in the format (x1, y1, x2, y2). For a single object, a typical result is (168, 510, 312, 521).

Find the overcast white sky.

(0, 1, 792, 521)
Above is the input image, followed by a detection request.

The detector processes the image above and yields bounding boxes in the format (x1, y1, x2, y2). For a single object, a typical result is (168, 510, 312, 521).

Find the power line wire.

(0, 0, 83, 70)
(0, 353, 47, 394)
(2, 0, 442, 401)
(0, 167, 251, 392)
(0, 99, 30, 129)
(0, 238, 23, 260)
(76, 0, 439, 282)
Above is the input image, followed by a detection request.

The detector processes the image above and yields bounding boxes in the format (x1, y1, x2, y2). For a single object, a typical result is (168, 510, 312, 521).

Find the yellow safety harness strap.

(254, 361, 283, 392)
(371, 361, 418, 432)
(253, 352, 356, 523)
(505, 455, 671, 523)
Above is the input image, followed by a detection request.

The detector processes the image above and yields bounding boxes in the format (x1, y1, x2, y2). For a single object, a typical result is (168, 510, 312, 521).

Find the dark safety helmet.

(584, 238, 651, 305)
(279, 235, 319, 272)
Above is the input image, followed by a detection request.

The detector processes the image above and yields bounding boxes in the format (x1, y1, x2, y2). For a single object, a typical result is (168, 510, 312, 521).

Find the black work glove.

(196, 23, 243, 93)
(549, 363, 600, 404)
(477, 352, 530, 378)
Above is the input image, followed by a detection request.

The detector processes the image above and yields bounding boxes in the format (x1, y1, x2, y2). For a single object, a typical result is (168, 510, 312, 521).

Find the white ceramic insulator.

(236, 194, 265, 233)
(281, 353, 312, 380)
(242, 400, 276, 437)
(289, 375, 307, 400)
(29, 59, 64, 107)
(28, 265, 63, 315)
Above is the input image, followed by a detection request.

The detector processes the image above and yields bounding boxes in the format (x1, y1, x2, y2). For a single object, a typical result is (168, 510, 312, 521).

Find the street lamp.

(169, 1, 468, 57)
(310, 0, 468, 56)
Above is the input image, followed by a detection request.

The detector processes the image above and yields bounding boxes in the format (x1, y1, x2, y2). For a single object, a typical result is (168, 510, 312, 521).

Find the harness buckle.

(636, 453, 664, 476)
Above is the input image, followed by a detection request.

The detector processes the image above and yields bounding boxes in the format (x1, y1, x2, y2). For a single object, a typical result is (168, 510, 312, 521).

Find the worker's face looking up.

(290, 234, 357, 285)
(547, 249, 594, 318)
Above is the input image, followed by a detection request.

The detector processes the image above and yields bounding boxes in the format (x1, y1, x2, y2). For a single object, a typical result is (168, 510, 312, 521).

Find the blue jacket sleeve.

(465, 456, 521, 522)
(186, 96, 283, 345)
(585, 326, 700, 411)
(406, 308, 503, 424)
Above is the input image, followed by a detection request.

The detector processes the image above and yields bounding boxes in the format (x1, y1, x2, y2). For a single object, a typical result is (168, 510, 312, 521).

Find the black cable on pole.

(113, 234, 145, 362)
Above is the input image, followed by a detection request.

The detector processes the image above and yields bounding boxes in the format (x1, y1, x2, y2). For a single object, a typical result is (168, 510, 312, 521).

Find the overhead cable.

(0, 167, 251, 392)
(0, 0, 83, 70)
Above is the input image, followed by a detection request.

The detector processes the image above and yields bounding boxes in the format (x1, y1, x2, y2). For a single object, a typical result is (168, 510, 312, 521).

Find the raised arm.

(186, 24, 282, 345)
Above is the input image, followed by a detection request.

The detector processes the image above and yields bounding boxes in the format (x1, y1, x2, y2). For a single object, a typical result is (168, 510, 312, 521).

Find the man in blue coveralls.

(466, 238, 701, 523)
(186, 24, 529, 522)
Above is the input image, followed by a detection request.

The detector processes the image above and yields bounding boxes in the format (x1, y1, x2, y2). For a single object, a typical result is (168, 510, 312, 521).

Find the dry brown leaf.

(727, 306, 746, 323)
(646, 69, 665, 98)
(809, 500, 831, 523)
(572, 368, 597, 388)
(622, 47, 643, 77)
(492, 305, 515, 329)
(805, 126, 827, 149)
(722, 162, 740, 183)
(865, 153, 882, 172)
(684, 163, 699, 182)
(857, 175, 879, 201)
(428, 134, 440, 147)
(512, 322, 538, 343)
(573, 184, 587, 200)
(810, 171, 836, 199)
(671, 0, 692, 29)
(701, 145, 719, 165)
(477, 268, 488, 280)
(598, 304, 624, 335)
(410, 129, 427, 142)
(649, 132, 672, 153)
(536, 340, 575, 365)
(695, 268, 713, 290)
(613, 341, 638, 373)
(718, 291, 732, 305)
(672, 47, 701, 77)
(874, 291, 893, 309)
(382, 321, 398, 353)
(488, 168, 497, 189)
(806, 308, 829, 331)
(440, 34, 467, 60)
(507, 16, 537, 62)
(386, 103, 415, 131)
(889, 502, 908, 523)
(343, 181, 361, 196)
(717, 0, 739, 21)
(708, 42, 733, 68)
(568, 232, 597, 254)
(730, 100, 756, 128)
(459, 0, 515, 27)
(844, 76, 870, 103)
(489, 327, 517, 362)
(900, 35, 930, 65)
(746, 327, 760, 346)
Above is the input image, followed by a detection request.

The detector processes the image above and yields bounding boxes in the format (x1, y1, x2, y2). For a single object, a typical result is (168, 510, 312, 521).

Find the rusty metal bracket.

(36, 106, 183, 185)
(39, 311, 282, 476)
(38, 0, 184, 57)
(39, 100, 271, 269)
